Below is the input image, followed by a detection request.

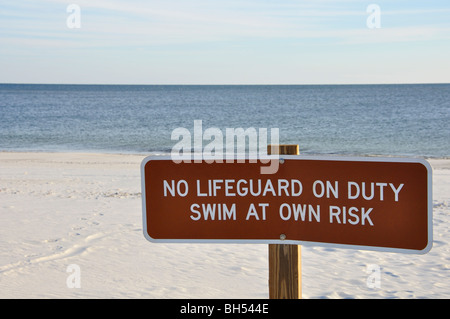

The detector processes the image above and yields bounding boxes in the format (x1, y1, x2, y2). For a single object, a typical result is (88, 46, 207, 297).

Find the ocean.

(0, 83, 449, 158)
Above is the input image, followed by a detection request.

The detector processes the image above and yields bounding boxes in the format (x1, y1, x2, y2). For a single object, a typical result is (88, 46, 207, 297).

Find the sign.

(141, 155, 432, 254)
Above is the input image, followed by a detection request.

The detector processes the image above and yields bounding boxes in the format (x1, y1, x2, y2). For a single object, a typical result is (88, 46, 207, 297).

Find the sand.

(0, 151, 449, 298)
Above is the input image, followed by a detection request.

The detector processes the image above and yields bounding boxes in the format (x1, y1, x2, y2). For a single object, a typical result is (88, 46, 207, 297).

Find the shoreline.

(1, 150, 449, 168)
(2, 149, 449, 158)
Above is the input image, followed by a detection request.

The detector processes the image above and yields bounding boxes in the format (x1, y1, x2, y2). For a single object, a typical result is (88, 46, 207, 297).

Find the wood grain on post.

(267, 144, 301, 299)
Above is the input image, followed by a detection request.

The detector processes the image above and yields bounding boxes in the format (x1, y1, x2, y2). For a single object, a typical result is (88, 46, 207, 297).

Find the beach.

(0, 151, 449, 298)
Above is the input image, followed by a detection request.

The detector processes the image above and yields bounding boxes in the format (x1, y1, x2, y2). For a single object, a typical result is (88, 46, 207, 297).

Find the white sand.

(0, 152, 449, 298)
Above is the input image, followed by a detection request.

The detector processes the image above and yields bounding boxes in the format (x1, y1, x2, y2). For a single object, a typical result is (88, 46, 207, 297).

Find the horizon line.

(1, 82, 449, 86)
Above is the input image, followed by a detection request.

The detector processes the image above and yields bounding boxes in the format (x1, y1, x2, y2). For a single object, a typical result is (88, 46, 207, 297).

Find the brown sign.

(141, 156, 432, 254)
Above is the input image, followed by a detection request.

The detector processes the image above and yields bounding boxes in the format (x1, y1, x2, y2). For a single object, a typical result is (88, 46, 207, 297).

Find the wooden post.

(268, 144, 301, 299)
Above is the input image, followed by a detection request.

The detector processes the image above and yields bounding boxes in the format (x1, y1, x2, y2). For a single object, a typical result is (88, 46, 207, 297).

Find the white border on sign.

(140, 155, 433, 255)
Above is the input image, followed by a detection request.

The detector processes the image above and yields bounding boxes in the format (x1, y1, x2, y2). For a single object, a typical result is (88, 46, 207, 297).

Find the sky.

(1, 0, 450, 84)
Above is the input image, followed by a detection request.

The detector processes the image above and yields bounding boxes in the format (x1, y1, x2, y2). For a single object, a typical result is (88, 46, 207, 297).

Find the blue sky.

(1, 0, 450, 84)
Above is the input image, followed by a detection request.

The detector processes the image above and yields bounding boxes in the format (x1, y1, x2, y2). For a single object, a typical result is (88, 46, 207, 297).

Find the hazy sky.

(1, 0, 450, 84)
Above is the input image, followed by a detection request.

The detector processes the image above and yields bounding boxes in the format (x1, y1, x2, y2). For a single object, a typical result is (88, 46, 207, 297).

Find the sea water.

(0, 84, 449, 157)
